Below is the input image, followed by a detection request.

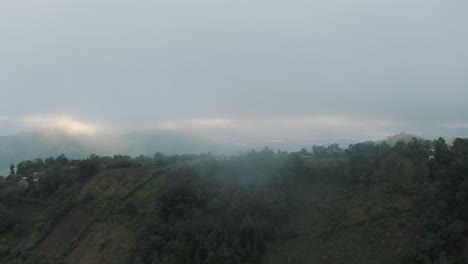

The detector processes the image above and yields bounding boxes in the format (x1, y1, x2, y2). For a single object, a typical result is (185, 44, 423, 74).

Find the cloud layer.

(4, 115, 103, 136)
(0, 0, 467, 139)
(0, 113, 467, 147)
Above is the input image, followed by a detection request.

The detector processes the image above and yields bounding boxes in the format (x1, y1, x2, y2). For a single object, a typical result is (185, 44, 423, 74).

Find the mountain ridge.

(1, 130, 463, 176)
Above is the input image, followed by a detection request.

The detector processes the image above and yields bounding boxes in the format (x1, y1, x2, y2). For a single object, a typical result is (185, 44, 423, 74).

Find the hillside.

(383, 132, 422, 146)
(1, 137, 468, 263)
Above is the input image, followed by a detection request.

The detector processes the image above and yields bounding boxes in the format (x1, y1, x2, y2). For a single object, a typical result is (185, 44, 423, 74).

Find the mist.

(2, 1, 468, 263)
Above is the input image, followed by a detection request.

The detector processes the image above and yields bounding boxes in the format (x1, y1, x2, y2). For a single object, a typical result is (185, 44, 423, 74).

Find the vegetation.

(0, 137, 468, 263)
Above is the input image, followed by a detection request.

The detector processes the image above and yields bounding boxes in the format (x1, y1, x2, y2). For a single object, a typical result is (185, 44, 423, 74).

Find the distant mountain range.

(0, 130, 240, 175)
(382, 132, 422, 146)
(0, 130, 463, 176)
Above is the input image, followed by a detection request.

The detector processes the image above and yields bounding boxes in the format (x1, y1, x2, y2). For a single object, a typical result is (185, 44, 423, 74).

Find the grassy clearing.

(131, 174, 165, 211)
(82, 168, 152, 199)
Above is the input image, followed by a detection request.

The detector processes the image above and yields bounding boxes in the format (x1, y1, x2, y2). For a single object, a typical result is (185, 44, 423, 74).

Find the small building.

(33, 172, 45, 178)
(18, 179, 29, 189)
(428, 149, 435, 160)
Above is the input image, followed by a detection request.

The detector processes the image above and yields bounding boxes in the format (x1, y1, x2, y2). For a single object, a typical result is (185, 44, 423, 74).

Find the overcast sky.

(1, 0, 467, 140)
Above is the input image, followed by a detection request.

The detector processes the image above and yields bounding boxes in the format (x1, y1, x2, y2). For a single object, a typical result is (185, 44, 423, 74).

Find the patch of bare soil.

(65, 222, 135, 264)
(38, 209, 89, 256)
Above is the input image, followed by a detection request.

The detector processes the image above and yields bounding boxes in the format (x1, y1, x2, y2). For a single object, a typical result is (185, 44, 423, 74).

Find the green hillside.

(384, 132, 423, 146)
(1, 137, 468, 264)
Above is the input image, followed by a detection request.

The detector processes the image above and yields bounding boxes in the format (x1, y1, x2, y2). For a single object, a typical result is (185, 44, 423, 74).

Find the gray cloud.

(1, 0, 467, 138)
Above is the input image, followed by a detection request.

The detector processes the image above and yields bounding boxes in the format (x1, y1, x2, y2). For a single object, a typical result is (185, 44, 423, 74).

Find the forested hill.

(1, 137, 468, 264)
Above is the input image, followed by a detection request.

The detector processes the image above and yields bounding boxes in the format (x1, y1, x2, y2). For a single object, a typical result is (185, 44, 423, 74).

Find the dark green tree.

(124, 200, 137, 215)
(452, 138, 468, 158)
(434, 137, 454, 165)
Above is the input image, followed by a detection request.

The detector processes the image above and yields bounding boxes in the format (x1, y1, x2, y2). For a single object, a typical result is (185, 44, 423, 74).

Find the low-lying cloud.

(18, 115, 103, 136)
(151, 115, 410, 141)
(1, 114, 467, 144)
